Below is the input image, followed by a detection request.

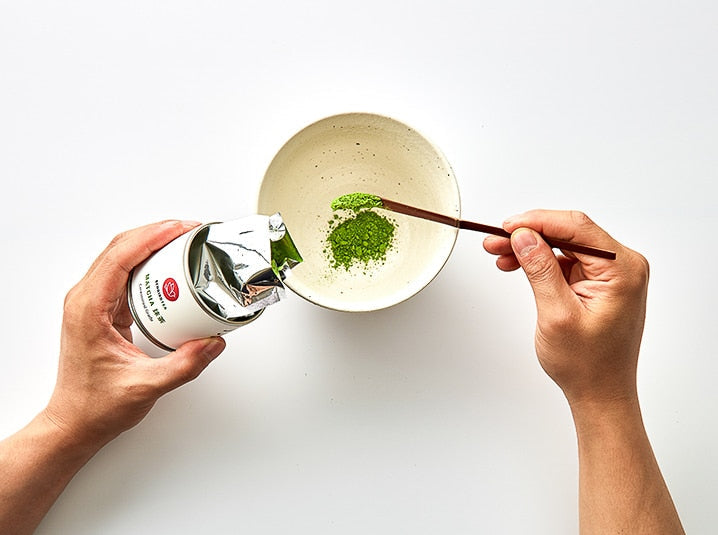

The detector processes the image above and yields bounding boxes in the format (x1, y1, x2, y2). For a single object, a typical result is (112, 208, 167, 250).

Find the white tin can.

(128, 223, 262, 352)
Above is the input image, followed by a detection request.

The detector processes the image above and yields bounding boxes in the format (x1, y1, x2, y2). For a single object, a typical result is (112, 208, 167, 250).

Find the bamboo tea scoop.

(376, 196, 617, 260)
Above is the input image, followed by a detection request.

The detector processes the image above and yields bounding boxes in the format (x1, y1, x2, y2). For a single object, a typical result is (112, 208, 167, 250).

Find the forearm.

(0, 411, 104, 535)
(570, 397, 684, 534)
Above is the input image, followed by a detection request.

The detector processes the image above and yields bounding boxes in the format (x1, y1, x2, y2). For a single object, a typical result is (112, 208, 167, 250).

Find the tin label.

(162, 278, 179, 302)
(135, 272, 170, 326)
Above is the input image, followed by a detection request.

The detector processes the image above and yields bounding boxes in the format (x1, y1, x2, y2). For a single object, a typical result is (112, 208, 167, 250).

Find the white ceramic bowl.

(257, 112, 460, 312)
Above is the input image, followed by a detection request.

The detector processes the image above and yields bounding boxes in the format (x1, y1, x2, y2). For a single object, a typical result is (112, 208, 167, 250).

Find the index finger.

(84, 220, 201, 304)
(502, 210, 619, 257)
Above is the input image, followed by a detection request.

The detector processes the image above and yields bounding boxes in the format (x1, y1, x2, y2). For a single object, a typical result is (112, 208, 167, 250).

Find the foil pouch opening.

(187, 214, 302, 320)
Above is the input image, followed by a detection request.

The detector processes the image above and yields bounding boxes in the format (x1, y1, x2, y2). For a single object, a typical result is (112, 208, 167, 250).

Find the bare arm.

(0, 414, 103, 533)
(571, 397, 681, 533)
(0, 220, 225, 535)
(484, 210, 684, 534)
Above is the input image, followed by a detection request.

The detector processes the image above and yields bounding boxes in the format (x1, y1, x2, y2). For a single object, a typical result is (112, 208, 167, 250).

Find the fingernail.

(160, 219, 201, 231)
(203, 337, 226, 360)
(503, 214, 524, 231)
(512, 229, 538, 258)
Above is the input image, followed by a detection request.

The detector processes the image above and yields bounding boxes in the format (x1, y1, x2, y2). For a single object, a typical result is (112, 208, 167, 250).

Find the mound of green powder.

(326, 193, 396, 271)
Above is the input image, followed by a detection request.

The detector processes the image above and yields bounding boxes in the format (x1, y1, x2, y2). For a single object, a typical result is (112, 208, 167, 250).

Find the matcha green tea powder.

(330, 193, 382, 212)
(326, 193, 396, 271)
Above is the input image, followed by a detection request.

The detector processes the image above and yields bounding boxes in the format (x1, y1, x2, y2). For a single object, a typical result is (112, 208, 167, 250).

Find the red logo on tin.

(162, 278, 179, 301)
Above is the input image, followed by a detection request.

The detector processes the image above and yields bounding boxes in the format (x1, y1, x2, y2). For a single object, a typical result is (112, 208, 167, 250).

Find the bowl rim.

(257, 111, 462, 312)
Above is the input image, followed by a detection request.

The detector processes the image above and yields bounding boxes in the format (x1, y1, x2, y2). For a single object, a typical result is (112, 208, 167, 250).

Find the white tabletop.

(1, 2, 715, 533)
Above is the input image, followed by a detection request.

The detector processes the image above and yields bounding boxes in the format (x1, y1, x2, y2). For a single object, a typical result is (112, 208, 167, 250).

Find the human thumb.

(153, 337, 226, 394)
(510, 228, 572, 306)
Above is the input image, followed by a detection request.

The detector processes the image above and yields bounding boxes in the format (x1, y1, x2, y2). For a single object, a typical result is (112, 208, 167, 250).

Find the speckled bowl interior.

(257, 112, 460, 312)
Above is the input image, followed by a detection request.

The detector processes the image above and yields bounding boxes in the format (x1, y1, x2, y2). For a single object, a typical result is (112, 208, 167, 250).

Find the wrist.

(39, 407, 112, 461)
(567, 394, 645, 443)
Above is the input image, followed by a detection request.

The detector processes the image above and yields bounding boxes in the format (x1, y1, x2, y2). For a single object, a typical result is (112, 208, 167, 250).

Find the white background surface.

(1, 1, 716, 533)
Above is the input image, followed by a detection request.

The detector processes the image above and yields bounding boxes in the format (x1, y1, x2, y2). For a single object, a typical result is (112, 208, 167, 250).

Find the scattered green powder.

(326, 193, 396, 271)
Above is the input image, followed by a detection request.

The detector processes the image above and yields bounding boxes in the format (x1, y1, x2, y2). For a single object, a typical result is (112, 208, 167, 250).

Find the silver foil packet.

(187, 213, 302, 320)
